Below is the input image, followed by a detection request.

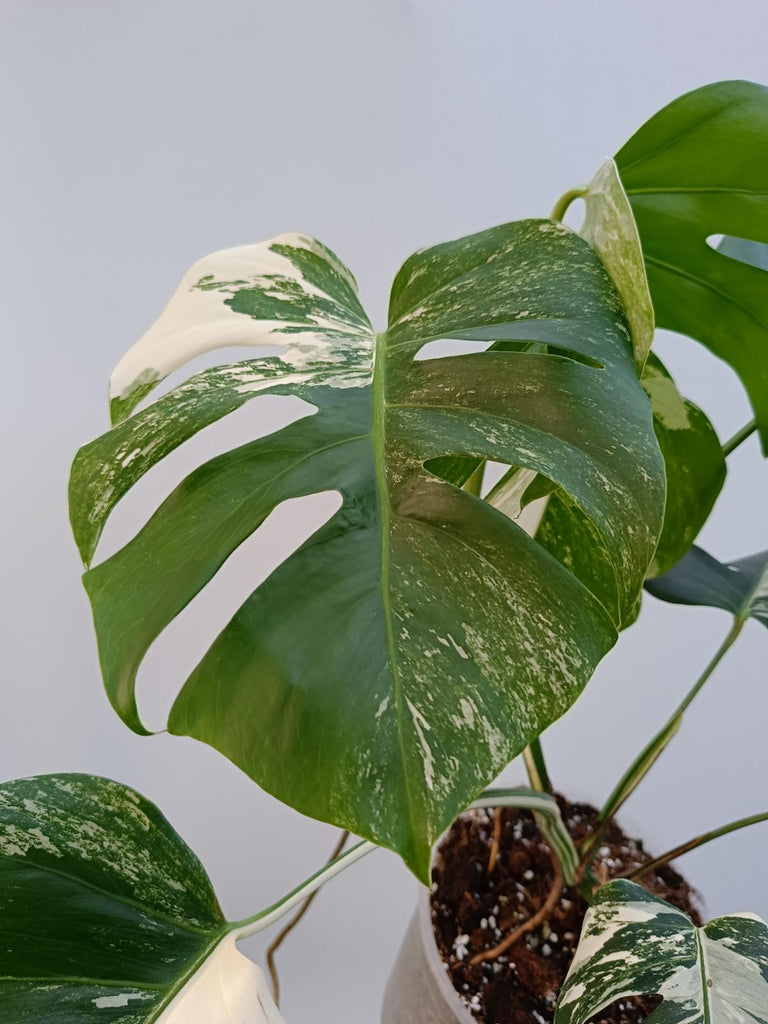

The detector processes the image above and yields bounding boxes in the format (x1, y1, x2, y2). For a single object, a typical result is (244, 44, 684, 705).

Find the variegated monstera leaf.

(557, 880, 768, 1024)
(0, 774, 284, 1024)
(70, 221, 664, 879)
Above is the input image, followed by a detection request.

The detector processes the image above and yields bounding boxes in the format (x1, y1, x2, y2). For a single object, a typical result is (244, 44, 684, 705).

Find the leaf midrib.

(372, 331, 421, 862)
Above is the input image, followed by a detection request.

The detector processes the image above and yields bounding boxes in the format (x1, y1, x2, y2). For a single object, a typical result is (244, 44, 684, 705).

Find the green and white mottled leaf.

(534, 356, 724, 608)
(70, 224, 664, 880)
(579, 158, 654, 369)
(616, 79, 768, 452)
(0, 774, 285, 1024)
(646, 545, 768, 628)
(556, 880, 768, 1024)
(641, 355, 725, 576)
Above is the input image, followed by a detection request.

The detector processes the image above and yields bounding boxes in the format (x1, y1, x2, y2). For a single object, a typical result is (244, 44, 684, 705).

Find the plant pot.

(381, 802, 702, 1024)
(382, 886, 473, 1024)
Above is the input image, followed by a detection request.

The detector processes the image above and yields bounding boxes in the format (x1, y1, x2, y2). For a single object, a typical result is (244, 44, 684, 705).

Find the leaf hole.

(94, 394, 317, 564)
(135, 489, 343, 731)
(706, 234, 768, 271)
(126, 344, 289, 417)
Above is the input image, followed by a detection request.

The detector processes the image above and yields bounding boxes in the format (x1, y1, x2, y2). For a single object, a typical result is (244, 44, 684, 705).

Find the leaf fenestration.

(70, 224, 664, 879)
(616, 79, 768, 452)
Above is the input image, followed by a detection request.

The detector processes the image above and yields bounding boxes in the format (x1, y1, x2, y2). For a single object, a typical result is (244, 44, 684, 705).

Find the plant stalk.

(550, 187, 587, 223)
(229, 838, 377, 940)
(523, 737, 552, 793)
(230, 788, 576, 942)
(266, 829, 349, 1004)
(722, 418, 757, 457)
(623, 811, 768, 881)
(580, 618, 744, 866)
(462, 460, 486, 497)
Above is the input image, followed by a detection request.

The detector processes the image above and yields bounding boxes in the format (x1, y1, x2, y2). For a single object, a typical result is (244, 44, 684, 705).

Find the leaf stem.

(462, 461, 486, 497)
(229, 788, 577, 942)
(266, 829, 349, 1005)
(722, 418, 757, 457)
(623, 811, 768, 881)
(580, 618, 744, 866)
(523, 737, 552, 793)
(229, 839, 377, 940)
(550, 187, 587, 223)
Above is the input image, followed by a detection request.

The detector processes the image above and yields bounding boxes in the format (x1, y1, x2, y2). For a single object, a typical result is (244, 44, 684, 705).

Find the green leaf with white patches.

(646, 545, 768, 628)
(615, 79, 768, 452)
(0, 774, 285, 1024)
(556, 880, 768, 1024)
(70, 224, 664, 880)
(641, 355, 726, 576)
(579, 158, 655, 369)
(535, 356, 724, 607)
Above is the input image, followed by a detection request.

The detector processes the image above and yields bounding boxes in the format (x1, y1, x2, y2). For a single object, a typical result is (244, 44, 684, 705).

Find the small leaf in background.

(645, 545, 768, 628)
(616, 79, 768, 452)
(641, 355, 726, 577)
(556, 879, 768, 1024)
(579, 157, 654, 369)
(535, 356, 725, 609)
(71, 223, 665, 879)
(0, 774, 284, 1024)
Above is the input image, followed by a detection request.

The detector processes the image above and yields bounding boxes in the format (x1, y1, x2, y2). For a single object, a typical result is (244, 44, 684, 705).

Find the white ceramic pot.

(381, 887, 475, 1024)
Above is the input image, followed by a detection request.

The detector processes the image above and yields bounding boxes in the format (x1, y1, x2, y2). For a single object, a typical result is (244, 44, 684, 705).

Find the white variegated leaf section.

(580, 159, 654, 369)
(556, 880, 768, 1024)
(157, 936, 285, 1024)
(110, 233, 374, 417)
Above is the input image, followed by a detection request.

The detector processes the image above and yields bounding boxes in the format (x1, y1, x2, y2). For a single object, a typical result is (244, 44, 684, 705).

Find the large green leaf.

(646, 545, 768, 628)
(615, 80, 768, 452)
(70, 225, 664, 880)
(0, 774, 284, 1023)
(556, 880, 768, 1024)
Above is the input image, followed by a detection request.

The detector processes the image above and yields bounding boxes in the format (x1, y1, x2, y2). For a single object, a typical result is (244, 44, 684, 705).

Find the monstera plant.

(2, 79, 767, 1023)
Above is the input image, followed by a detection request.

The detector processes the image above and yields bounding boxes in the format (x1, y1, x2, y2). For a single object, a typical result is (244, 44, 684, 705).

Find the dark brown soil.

(431, 799, 702, 1024)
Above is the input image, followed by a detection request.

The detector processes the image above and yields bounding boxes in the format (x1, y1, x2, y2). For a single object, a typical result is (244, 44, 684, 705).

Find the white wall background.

(1, 1, 767, 1020)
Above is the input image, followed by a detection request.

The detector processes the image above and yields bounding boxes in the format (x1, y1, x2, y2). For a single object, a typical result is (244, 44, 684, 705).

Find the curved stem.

(229, 788, 574, 943)
(266, 830, 349, 1004)
(580, 618, 744, 866)
(722, 418, 757, 457)
(229, 838, 377, 940)
(623, 811, 768, 881)
(523, 737, 552, 793)
(550, 187, 587, 223)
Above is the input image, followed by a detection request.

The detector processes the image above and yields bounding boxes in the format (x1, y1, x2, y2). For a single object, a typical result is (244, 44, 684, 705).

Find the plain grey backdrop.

(2, 1, 767, 1019)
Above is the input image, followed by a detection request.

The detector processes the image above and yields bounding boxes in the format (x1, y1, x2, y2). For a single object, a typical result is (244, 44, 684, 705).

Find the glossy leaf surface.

(646, 545, 768, 628)
(556, 880, 768, 1024)
(579, 158, 654, 369)
(535, 355, 724, 604)
(70, 225, 664, 879)
(615, 79, 768, 451)
(640, 355, 725, 576)
(0, 774, 284, 1024)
